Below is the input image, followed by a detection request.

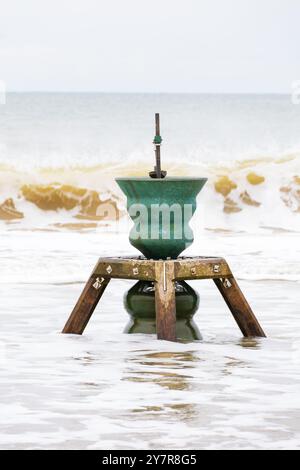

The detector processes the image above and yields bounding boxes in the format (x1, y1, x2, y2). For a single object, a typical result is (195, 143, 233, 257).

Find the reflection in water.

(123, 349, 252, 418)
(73, 352, 96, 365)
(142, 351, 198, 362)
(131, 403, 196, 420)
(123, 351, 199, 420)
(222, 357, 248, 375)
(125, 370, 192, 391)
(123, 281, 202, 342)
(124, 351, 198, 391)
(72, 347, 251, 422)
(238, 338, 262, 349)
(127, 351, 198, 370)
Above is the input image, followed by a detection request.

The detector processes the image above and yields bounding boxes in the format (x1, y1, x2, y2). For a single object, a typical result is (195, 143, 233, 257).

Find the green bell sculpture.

(116, 114, 207, 341)
(115, 177, 207, 260)
(61, 114, 266, 343)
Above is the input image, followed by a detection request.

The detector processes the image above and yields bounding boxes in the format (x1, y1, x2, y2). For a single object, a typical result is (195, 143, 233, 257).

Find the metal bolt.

(133, 267, 139, 275)
(106, 265, 112, 274)
(93, 277, 104, 290)
(222, 278, 232, 289)
(213, 264, 220, 273)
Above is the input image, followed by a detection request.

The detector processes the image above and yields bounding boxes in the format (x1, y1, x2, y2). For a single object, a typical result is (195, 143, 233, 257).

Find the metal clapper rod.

(149, 113, 167, 179)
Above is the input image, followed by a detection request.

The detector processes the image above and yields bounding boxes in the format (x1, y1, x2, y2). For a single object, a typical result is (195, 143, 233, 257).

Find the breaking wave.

(0, 153, 299, 232)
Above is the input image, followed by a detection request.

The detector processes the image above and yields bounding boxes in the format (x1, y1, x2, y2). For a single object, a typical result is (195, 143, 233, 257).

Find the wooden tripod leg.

(214, 276, 266, 338)
(62, 273, 110, 335)
(154, 261, 177, 342)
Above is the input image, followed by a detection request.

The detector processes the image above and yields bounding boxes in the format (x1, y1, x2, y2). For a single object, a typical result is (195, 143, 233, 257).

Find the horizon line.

(4, 90, 290, 95)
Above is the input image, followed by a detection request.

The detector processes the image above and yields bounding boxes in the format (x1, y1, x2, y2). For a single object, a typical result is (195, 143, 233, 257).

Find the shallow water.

(0, 229, 299, 450)
(0, 93, 299, 449)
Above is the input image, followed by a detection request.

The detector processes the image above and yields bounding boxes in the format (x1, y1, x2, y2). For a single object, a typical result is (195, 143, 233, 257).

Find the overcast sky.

(0, 0, 299, 93)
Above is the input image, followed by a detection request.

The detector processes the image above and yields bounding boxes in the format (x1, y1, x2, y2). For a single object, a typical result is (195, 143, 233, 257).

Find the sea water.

(0, 93, 299, 449)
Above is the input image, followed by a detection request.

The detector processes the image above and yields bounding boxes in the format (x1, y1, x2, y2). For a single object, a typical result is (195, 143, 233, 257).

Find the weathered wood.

(154, 261, 177, 342)
(174, 257, 231, 280)
(214, 277, 266, 338)
(95, 257, 156, 281)
(62, 274, 110, 334)
(62, 255, 266, 341)
(93, 256, 231, 281)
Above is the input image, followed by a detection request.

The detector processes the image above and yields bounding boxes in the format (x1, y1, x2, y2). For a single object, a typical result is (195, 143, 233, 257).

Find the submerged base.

(124, 280, 202, 341)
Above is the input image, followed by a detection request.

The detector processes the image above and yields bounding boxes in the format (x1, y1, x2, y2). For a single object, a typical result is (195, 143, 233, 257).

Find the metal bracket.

(221, 278, 232, 289)
(106, 265, 112, 274)
(213, 264, 220, 273)
(93, 277, 105, 290)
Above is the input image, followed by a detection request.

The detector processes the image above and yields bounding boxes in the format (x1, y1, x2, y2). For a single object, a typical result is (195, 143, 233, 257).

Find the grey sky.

(0, 0, 299, 93)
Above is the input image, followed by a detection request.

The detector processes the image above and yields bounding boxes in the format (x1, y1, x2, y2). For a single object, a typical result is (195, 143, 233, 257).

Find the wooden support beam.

(62, 255, 266, 341)
(174, 257, 231, 280)
(94, 257, 156, 281)
(62, 273, 110, 335)
(214, 276, 266, 338)
(154, 261, 177, 342)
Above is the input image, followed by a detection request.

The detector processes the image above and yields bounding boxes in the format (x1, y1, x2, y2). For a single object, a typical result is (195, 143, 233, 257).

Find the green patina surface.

(123, 280, 202, 341)
(116, 177, 207, 259)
